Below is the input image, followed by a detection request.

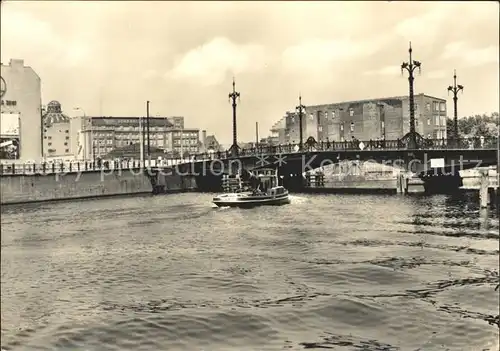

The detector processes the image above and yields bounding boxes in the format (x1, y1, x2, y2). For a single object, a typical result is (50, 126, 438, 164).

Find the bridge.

(0, 136, 497, 195)
(172, 137, 497, 171)
(153, 137, 498, 193)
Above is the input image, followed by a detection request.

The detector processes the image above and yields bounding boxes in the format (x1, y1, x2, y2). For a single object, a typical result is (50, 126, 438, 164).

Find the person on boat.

(252, 185, 264, 196)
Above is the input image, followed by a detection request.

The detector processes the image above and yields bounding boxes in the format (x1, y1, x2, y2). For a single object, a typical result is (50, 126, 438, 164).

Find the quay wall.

(460, 167, 498, 189)
(1, 169, 154, 205)
(305, 160, 403, 193)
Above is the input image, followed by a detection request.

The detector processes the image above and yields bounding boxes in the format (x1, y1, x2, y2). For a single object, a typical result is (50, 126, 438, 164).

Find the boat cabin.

(251, 168, 280, 192)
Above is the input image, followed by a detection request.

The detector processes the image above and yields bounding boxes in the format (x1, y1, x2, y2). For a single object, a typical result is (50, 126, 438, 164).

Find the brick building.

(273, 94, 447, 144)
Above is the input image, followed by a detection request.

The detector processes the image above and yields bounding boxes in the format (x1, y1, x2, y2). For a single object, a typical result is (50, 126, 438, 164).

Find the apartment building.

(73, 115, 200, 160)
(0, 59, 42, 161)
(273, 94, 447, 144)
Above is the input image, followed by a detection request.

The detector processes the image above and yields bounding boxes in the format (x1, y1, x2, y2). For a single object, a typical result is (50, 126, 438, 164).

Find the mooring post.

(396, 172, 402, 194)
(479, 169, 489, 208)
(397, 172, 407, 194)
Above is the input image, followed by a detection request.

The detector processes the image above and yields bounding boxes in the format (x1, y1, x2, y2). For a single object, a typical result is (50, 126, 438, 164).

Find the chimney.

(202, 130, 207, 146)
(9, 59, 24, 68)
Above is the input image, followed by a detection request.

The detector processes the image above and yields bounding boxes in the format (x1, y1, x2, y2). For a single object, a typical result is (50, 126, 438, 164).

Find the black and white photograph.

(0, 1, 499, 350)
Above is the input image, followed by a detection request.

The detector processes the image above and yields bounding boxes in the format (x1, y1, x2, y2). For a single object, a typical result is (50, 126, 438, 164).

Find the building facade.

(0, 59, 42, 161)
(42, 101, 73, 158)
(199, 130, 222, 152)
(273, 94, 447, 144)
(74, 115, 200, 159)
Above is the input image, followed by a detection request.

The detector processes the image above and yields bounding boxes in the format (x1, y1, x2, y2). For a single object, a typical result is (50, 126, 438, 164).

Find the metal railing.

(0, 137, 497, 176)
(190, 137, 498, 161)
(0, 158, 196, 176)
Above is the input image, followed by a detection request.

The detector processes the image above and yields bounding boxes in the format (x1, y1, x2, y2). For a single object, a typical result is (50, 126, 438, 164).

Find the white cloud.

(463, 45, 499, 66)
(441, 41, 499, 66)
(167, 37, 268, 86)
(363, 65, 401, 76)
(1, 7, 93, 68)
(1, 9, 61, 62)
(281, 38, 380, 72)
(394, 4, 452, 41)
(426, 70, 446, 79)
(141, 69, 158, 80)
(364, 66, 446, 80)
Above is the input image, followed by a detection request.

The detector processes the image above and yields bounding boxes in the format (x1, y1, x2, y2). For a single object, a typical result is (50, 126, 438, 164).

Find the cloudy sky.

(1, 1, 498, 144)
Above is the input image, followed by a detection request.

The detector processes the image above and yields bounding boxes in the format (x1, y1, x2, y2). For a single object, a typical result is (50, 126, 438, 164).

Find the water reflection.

(1, 193, 498, 350)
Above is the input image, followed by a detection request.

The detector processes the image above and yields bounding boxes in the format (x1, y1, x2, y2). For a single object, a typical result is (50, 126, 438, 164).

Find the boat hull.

(213, 193, 290, 208)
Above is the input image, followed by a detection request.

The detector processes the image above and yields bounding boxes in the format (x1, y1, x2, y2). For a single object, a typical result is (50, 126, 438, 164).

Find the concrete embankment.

(460, 167, 498, 189)
(304, 160, 419, 194)
(304, 161, 498, 195)
(0, 169, 195, 205)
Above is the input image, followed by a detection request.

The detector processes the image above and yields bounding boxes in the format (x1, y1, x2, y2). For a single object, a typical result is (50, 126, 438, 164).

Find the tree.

(446, 112, 499, 139)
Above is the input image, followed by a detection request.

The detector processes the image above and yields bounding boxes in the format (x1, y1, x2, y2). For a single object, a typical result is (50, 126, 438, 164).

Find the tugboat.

(212, 168, 290, 208)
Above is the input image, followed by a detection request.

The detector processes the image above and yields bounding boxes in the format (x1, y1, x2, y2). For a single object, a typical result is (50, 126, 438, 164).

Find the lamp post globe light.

(447, 69, 464, 144)
(400, 41, 422, 149)
(228, 78, 240, 158)
(296, 95, 306, 151)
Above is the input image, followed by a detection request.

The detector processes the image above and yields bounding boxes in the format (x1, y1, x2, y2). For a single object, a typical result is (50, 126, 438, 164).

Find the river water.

(1, 193, 499, 351)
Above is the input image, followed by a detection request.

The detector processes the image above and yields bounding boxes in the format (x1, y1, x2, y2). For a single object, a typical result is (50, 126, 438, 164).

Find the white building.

(72, 115, 200, 160)
(0, 59, 42, 161)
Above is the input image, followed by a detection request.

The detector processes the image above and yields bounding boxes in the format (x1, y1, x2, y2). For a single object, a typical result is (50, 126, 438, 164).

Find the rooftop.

(306, 93, 447, 108)
(42, 100, 70, 126)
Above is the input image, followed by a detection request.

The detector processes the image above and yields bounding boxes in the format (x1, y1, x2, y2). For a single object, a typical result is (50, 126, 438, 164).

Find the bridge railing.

(1, 137, 497, 175)
(0, 157, 204, 176)
(190, 137, 498, 161)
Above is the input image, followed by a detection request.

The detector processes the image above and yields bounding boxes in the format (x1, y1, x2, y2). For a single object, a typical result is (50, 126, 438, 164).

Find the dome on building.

(43, 100, 70, 126)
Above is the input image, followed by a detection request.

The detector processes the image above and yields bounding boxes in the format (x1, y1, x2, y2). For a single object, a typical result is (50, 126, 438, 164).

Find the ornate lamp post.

(401, 42, 422, 149)
(228, 78, 240, 157)
(447, 69, 464, 141)
(296, 95, 306, 151)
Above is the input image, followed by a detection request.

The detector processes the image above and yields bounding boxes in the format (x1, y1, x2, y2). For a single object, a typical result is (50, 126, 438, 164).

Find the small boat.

(212, 168, 290, 208)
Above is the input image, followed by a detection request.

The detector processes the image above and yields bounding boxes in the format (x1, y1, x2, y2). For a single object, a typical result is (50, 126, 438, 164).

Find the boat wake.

(213, 205, 231, 210)
(289, 195, 308, 204)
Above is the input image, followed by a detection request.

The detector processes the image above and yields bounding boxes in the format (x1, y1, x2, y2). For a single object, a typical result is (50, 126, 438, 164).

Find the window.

(65, 149, 69, 153)
(426, 103, 430, 111)
(432, 101, 439, 111)
(332, 111, 336, 118)
(427, 117, 431, 125)
(64, 142, 68, 146)
(340, 124, 344, 131)
(435, 116, 439, 125)
(318, 126, 323, 132)
(324, 111, 328, 119)
(350, 122, 354, 132)
(48, 142, 52, 146)
(349, 109, 354, 117)
(65, 136, 70, 140)
(439, 102, 446, 112)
